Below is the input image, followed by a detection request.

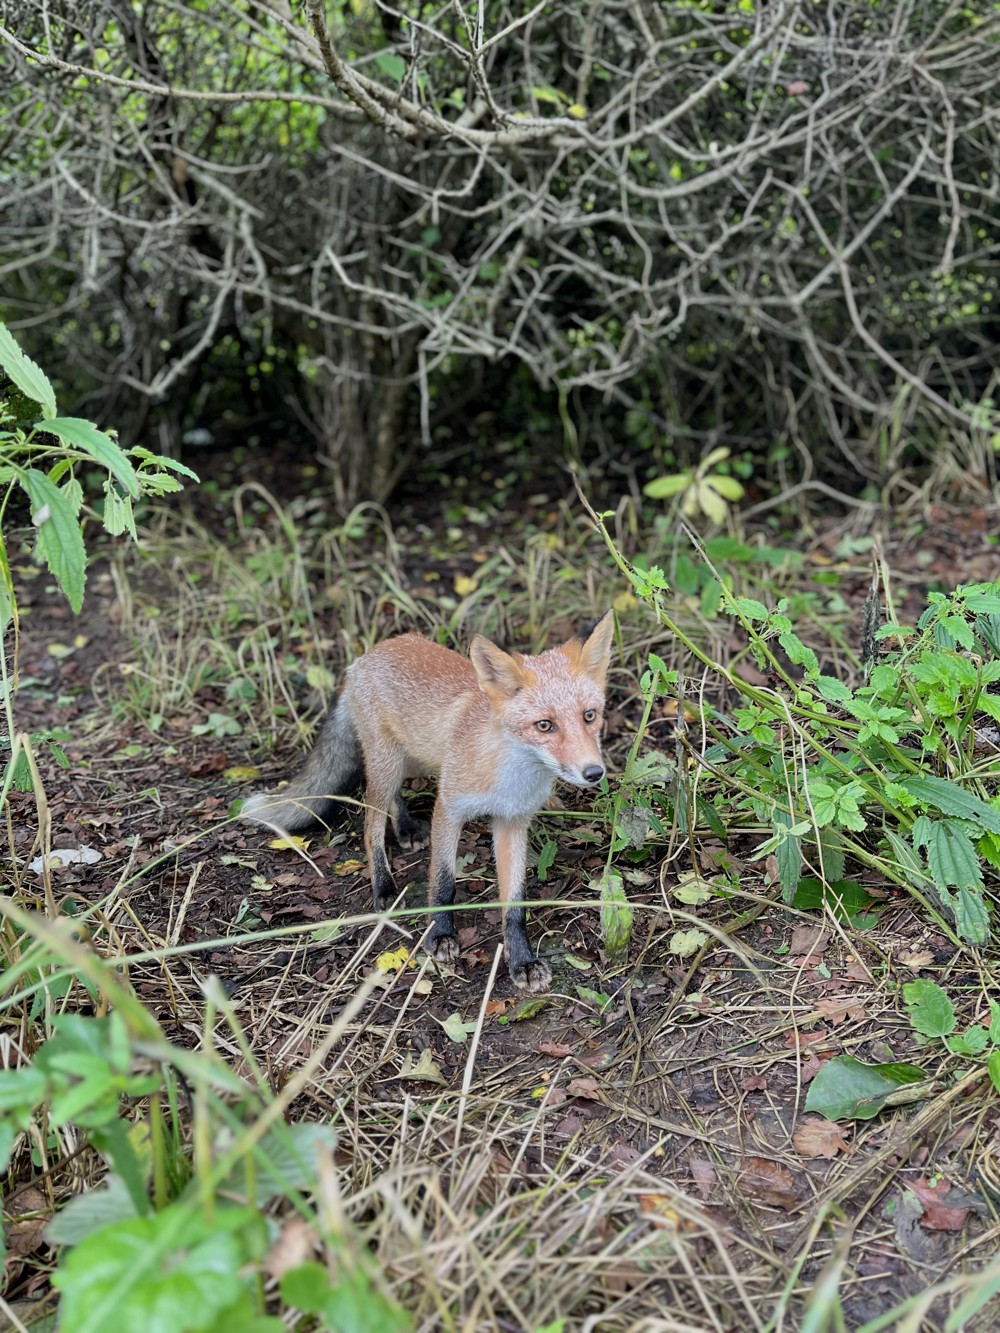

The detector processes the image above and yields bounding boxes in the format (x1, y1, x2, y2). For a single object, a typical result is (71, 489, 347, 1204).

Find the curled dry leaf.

(567, 1075, 603, 1101)
(908, 1177, 976, 1232)
(793, 1117, 851, 1159)
(790, 924, 830, 956)
(785, 1027, 830, 1051)
(737, 1156, 799, 1210)
(537, 1040, 573, 1058)
(740, 1074, 768, 1092)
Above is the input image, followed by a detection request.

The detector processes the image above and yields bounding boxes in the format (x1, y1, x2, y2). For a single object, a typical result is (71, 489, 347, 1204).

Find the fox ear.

(575, 611, 614, 688)
(470, 636, 527, 701)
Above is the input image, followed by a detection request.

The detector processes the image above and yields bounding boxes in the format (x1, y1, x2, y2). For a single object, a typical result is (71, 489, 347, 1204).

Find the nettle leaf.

(815, 675, 852, 705)
(22, 469, 86, 612)
(778, 630, 818, 676)
(903, 776, 1000, 837)
(954, 886, 990, 945)
(921, 820, 983, 892)
(947, 1025, 989, 1057)
(903, 979, 957, 1038)
(0, 321, 57, 418)
(41, 417, 140, 497)
(733, 597, 769, 623)
(805, 1054, 925, 1122)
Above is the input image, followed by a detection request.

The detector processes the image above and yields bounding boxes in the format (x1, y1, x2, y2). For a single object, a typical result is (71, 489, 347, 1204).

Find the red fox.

(243, 614, 614, 992)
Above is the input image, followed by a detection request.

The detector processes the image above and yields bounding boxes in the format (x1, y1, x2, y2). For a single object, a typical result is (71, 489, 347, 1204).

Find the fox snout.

(581, 763, 605, 785)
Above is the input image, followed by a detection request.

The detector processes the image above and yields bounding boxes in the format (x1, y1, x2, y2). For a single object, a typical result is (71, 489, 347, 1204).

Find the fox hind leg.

(393, 791, 428, 851)
(363, 752, 410, 910)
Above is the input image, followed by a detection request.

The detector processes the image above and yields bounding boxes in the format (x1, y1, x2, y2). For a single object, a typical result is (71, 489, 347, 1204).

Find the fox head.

(469, 613, 614, 787)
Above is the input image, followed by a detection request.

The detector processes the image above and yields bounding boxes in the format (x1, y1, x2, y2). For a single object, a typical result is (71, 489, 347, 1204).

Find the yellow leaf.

(47, 641, 76, 659)
(613, 590, 637, 614)
(375, 947, 411, 974)
(224, 766, 261, 783)
(334, 858, 366, 875)
(567, 103, 587, 119)
(269, 835, 312, 852)
(454, 574, 478, 597)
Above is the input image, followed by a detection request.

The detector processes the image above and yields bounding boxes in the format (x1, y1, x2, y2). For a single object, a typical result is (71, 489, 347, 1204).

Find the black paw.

(509, 957, 552, 993)
(426, 931, 459, 963)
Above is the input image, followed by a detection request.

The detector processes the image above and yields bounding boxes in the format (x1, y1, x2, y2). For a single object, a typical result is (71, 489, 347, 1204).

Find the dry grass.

(3, 496, 1000, 1331)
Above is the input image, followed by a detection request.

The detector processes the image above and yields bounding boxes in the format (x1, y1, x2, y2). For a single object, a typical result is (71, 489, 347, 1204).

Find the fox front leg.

(493, 817, 552, 993)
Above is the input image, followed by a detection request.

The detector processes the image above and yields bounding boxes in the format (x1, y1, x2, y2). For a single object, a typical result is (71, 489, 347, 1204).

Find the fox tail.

(242, 696, 363, 834)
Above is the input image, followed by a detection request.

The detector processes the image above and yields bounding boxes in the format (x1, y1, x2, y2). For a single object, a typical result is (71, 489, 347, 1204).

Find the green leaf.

(954, 885, 990, 945)
(52, 1204, 269, 1332)
(642, 473, 690, 499)
(439, 1012, 477, 1044)
(988, 1050, 1000, 1097)
(45, 1173, 140, 1246)
(903, 776, 1000, 836)
(599, 869, 633, 963)
(706, 474, 744, 501)
(804, 1055, 925, 1121)
(375, 52, 406, 83)
(22, 469, 87, 612)
(0, 321, 57, 418)
(903, 979, 956, 1037)
(815, 675, 852, 705)
(733, 597, 769, 622)
(41, 418, 140, 497)
(536, 838, 558, 882)
(280, 1260, 412, 1333)
(102, 483, 138, 538)
(947, 1025, 989, 1056)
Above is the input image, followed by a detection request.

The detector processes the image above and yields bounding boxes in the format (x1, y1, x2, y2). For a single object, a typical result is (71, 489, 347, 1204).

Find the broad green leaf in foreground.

(22, 469, 86, 612)
(0, 320, 57, 417)
(805, 1054, 926, 1122)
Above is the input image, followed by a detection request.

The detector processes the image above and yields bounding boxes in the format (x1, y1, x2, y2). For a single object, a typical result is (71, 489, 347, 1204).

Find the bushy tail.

(242, 696, 363, 834)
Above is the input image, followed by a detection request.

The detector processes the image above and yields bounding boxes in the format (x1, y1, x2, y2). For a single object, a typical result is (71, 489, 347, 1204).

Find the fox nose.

(582, 764, 605, 785)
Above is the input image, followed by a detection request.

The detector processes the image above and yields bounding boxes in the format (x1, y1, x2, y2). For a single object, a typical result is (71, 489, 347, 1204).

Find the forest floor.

(4, 450, 1000, 1330)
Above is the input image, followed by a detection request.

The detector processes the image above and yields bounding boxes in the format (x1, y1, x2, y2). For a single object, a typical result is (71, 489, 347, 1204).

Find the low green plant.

(0, 321, 196, 796)
(596, 501, 1000, 946)
(804, 976, 1000, 1123)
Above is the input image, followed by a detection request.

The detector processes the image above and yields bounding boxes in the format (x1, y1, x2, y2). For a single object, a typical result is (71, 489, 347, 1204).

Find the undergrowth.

(3, 323, 1000, 1329)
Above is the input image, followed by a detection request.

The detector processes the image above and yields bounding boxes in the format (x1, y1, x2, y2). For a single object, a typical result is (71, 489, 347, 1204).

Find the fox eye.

(583, 708, 597, 724)
(534, 719, 554, 733)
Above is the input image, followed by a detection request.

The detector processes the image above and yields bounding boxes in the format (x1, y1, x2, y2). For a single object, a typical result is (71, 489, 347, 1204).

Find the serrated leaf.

(903, 776, 1000, 836)
(669, 928, 708, 957)
(22, 469, 86, 612)
(0, 321, 57, 417)
(954, 885, 990, 945)
(733, 597, 769, 623)
(45, 1173, 140, 1245)
(815, 675, 852, 704)
(903, 979, 956, 1037)
(102, 483, 137, 538)
(42, 417, 140, 496)
(804, 1055, 926, 1121)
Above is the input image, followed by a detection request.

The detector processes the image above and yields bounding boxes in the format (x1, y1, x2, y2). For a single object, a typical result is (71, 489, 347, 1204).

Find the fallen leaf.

(737, 1157, 799, 1210)
(485, 999, 508, 1016)
(395, 1048, 446, 1083)
(567, 1076, 602, 1101)
(784, 1028, 830, 1050)
(4, 1187, 49, 1257)
(270, 834, 312, 852)
(225, 765, 261, 783)
(375, 947, 411, 974)
(689, 1157, 717, 1199)
(669, 928, 708, 957)
(638, 1195, 697, 1232)
(908, 1178, 975, 1231)
(740, 1074, 768, 1092)
(537, 1041, 573, 1058)
(790, 924, 830, 955)
(334, 858, 366, 874)
(900, 950, 935, 969)
(793, 1117, 851, 1159)
(454, 574, 478, 597)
